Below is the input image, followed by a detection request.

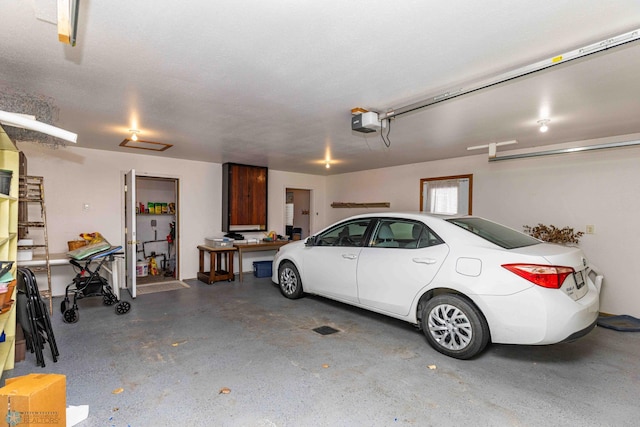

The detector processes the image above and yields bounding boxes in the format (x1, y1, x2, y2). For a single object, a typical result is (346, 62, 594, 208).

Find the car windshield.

(446, 217, 540, 249)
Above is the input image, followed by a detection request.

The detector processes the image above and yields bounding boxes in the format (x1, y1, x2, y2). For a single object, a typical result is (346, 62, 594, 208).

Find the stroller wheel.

(115, 301, 131, 315)
(63, 309, 78, 323)
(60, 298, 70, 314)
(103, 294, 118, 306)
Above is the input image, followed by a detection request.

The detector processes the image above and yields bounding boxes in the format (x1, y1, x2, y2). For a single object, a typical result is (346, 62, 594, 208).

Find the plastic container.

(253, 261, 272, 278)
(136, 261, 148, 277)
(0, 169, 12, 195)
(205, 237, 234, 247)
(17, 250, 33, 261)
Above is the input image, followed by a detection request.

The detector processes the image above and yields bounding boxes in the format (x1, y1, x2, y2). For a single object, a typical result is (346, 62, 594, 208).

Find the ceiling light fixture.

(538, 119, 550, 133)
(0, 109, 77, 143)
(325, 162, 331, 169)
(378, 28, 640, 121)
(129, 129, 140, 141)
(120, 137, 173, 152)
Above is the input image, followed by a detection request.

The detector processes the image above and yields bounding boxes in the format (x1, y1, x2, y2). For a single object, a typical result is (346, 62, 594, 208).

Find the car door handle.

(342, 254, 358, 260)
(412, 257, 437, 264)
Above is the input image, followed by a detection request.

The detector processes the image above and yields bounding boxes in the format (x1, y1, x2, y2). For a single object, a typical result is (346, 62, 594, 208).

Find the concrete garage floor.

(3, 276, 640, 426)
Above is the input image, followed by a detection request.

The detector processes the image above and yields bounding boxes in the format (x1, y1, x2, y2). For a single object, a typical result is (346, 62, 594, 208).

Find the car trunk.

(511, 243, 589, 300)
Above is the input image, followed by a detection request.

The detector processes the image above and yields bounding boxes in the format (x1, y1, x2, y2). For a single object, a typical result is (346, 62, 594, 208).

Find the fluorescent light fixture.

(0, 109, 78, 143)
(379, 28, 640, 120)
(57, 0, 80, 46)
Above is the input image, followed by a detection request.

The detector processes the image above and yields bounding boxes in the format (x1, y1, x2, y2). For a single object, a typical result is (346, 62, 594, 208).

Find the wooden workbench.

(234, 241, 289, 282)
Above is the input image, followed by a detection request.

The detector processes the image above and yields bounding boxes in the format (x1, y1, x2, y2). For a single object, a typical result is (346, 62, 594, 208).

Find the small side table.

(197, 245, 237, 284)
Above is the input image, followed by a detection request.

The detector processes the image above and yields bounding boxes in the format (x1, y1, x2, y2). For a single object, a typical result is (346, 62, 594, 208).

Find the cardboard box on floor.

(0, 373, 66, 427)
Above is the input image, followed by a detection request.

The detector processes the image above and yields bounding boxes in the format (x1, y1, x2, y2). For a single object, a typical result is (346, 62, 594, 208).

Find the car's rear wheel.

(421, 294, 489, 359)
(278, 261, 304, 299)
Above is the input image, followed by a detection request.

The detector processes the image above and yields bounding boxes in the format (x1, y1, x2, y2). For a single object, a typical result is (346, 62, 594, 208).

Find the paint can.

(136, 261, 148, 277)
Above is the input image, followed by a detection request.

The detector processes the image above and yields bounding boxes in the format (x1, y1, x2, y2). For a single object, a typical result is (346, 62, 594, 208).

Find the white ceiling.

(1, 0, 639, 175)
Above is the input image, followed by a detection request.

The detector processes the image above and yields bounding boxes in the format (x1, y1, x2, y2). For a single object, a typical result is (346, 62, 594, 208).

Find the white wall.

(18, 133, 640, 317)
(326, 134, 640, 317)
(17, 143, 326, 294)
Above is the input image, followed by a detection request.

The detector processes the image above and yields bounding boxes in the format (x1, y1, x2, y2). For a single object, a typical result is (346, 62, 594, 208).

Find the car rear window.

(446, 217, 540, 249)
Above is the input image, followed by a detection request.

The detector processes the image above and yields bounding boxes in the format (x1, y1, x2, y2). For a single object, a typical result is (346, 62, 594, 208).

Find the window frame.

(419, 174, 473, 215)
(370, 218, 445, 249)
(313, 218, 375, 247)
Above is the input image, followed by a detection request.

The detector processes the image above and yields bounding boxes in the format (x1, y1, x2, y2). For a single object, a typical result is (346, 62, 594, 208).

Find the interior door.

(125, 169, 137, 298)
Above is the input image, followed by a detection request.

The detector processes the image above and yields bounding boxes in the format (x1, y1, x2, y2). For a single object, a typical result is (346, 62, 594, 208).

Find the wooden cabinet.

(222, 163, 268, 232)
(0, 125, 18, 372)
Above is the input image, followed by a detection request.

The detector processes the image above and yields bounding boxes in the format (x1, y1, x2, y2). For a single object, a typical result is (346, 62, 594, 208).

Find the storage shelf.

(0, 137, 18, 372)
(0, 286, 16, 372)
(1, 233, 18, 245)
(0, 336, 16, 372)
(17, 244, 47, 249)
(18, 221, 45, 227)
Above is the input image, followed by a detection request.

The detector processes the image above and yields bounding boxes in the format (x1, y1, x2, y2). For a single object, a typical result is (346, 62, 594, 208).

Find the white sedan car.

(272, 213, 603, 359)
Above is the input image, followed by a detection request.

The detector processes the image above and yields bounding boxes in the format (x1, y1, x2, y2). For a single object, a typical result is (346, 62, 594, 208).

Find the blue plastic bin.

(253, 261, 272, 278)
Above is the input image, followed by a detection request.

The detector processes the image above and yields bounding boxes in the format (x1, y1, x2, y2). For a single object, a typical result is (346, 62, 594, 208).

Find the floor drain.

(313, 326, 339, 335)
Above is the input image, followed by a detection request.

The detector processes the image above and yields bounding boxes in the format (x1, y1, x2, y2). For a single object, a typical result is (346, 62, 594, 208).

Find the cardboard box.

(0, 374, 66, 426)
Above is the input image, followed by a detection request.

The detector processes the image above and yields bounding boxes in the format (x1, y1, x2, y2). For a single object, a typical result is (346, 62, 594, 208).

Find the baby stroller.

(61, 245, 131, 323)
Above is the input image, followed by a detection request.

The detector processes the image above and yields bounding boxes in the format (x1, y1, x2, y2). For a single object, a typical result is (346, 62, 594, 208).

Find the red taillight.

(502, 264, 574, 289)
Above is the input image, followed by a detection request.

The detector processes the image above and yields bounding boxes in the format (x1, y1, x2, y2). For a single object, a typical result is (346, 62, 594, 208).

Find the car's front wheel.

(278, 261, 304, 299)
(421, 294, 489, 359)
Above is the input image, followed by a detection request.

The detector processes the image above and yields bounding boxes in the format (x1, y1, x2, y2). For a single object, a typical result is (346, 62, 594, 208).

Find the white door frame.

(122, 170, 182, 294)
(124, 169, 137, 298)
(284, 187, 314, 238)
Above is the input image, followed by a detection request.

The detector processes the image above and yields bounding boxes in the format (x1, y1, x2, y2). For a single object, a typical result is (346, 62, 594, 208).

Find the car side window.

(315, 220, 371, 247)
(372, 220, 444, 249)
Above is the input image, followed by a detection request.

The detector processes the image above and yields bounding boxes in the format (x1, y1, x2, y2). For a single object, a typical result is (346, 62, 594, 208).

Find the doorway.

(124, 170, 180, 298)
(285, 188, 311, 240)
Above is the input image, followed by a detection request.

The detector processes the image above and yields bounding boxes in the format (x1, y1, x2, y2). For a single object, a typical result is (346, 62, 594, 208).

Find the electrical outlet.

(586, 225, 595, 234)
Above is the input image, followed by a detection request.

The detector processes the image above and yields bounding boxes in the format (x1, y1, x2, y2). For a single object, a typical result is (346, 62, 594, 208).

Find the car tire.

(421, 294, 489, 360)
(278, 261, 304, 299)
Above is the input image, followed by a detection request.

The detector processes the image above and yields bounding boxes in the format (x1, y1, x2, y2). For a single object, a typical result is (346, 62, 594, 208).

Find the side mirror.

(305, 236, 316, 247)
